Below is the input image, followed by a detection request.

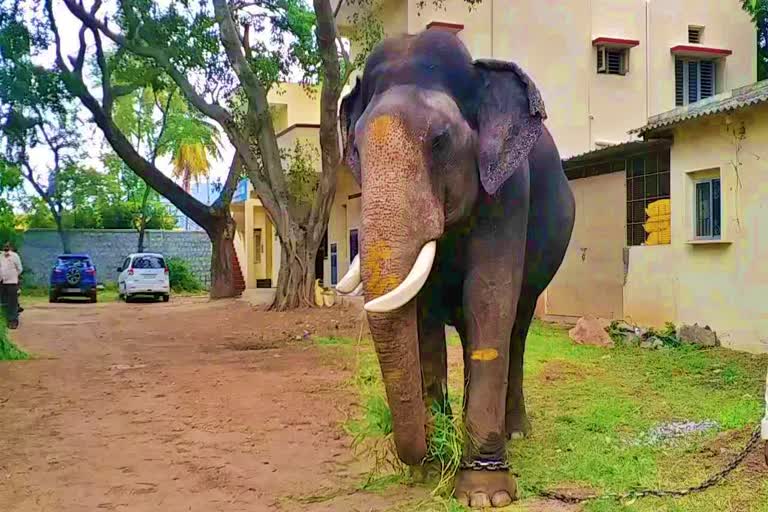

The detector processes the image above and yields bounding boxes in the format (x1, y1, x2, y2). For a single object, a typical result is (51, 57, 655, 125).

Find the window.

(330, 243, 338, 285)
(688, 26, 704, 44)
(626, 150, 671, 246)
(349, 229, 359, 263)
(252, 228, 262, 264)
(694, 178, 721, 239)
(131, 256, 165, 269)
(597, 47, 628, 75)
(675, 58, 716, 106)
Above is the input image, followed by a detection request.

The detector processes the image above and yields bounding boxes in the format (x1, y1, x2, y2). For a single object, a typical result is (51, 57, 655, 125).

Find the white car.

(117, 253, 171, 302)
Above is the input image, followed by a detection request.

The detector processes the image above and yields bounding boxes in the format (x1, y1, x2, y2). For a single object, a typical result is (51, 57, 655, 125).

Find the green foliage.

(0, 322, 27, 360)
(742, 0, 768, 80)
(283, 139, 319, 206)
(166, 256, 203, 292)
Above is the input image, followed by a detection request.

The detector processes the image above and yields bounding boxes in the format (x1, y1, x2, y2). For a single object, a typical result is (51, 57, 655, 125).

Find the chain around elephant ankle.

(459, 459, 510, 472)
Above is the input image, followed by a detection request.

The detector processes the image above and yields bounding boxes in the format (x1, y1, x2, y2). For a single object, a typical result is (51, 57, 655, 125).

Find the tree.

(10, 0, 246, 298)
(0, 160, 23, 248)
(160, 101, 222, 193)
(34, 0, 345, 309)
(0, 9, 77, 252)
(743, 0, 768, 80)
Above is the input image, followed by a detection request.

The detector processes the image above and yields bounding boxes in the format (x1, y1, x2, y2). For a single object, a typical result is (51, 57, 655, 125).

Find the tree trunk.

(137, 185, 151, 252)
(137, 225, 147, 253)
(54, 214, 71, 254)
(207, 213, 238, 299)
(271, 234, 317, 310)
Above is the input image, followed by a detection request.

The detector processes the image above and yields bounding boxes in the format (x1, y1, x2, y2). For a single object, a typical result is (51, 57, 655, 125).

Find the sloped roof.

(630, 80, 768, 136)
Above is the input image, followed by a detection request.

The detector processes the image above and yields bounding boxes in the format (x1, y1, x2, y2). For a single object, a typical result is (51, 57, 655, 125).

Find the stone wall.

(19, 229, 211, 287)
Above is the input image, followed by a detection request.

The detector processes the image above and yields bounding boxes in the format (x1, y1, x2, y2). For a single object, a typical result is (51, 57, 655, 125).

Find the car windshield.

(57, 257, 91, 268)
(131, 256, 165, 269)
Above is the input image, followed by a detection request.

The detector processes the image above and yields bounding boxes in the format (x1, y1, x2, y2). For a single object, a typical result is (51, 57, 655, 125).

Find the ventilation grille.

(688, 26, 703, 44)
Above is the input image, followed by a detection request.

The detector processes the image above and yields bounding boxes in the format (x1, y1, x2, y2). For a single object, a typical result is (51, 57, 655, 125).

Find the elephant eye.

(431, 129, 450, 155)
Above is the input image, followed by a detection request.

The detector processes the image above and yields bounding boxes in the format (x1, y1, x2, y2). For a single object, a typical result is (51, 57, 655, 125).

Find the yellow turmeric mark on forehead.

(471, 349, 499, 362)
(368, 115, 403, 144)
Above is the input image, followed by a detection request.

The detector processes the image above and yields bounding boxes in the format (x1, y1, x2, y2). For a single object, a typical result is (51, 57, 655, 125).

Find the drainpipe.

(645, 0, 650, 123)
(587, 0, 593, 150)
(763, 366, 768, 463)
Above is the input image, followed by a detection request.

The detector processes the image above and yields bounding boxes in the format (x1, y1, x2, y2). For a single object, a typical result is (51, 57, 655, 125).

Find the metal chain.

(541, 426, 762, 504)
(459, 459, 510, 472)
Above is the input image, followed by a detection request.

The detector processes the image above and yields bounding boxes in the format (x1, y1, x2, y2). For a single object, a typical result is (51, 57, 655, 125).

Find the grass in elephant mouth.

(315, 322, 768, 512)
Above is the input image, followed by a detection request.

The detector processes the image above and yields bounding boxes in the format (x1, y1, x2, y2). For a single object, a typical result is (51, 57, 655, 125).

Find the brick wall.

(19, 229, 211, 287)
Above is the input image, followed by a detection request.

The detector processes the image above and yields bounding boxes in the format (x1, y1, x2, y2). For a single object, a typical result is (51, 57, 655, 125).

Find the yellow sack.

(643, 199, 671, 245)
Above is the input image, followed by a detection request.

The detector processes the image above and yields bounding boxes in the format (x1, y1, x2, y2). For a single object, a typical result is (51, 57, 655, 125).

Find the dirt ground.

(0, 298, 423, 512)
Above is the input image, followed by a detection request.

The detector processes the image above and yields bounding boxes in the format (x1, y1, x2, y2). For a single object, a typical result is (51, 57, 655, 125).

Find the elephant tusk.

(336, 255, 361, 294)
(364, 241, 436, 313)
(351, 282, 364, 296)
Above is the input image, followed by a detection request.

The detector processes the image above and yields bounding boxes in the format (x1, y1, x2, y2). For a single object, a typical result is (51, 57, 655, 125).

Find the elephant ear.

(339, 77, 364, 183)
(473, 59, 547, 195)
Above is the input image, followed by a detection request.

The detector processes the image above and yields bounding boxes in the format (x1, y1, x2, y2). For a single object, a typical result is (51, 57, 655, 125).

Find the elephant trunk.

(358, 114, 445, 466)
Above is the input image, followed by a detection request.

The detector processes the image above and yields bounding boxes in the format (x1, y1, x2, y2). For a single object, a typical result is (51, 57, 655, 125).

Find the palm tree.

(160, 101, 222, 193)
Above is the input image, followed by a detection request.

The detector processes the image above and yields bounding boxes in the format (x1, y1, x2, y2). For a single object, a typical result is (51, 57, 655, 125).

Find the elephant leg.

(418, 303, 449, 415)
(455, 180, 528, 509)
(505, 292, 537, 439)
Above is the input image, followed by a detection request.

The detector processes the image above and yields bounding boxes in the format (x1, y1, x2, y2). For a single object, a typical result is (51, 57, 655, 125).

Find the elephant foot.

(505, 409, 532, 440)
(454, 467, 519, 508)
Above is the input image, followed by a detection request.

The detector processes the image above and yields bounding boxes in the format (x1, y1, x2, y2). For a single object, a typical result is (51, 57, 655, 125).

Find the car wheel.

(89, 291, 97, 304)
(162, 294, 170, 303)
(49, 291, 58, 303)
(125, 294, 132, 303)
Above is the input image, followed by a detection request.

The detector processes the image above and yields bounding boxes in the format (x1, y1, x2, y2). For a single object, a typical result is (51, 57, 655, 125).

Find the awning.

(592, 37, 640, 49)
(670, 45, 732, 58)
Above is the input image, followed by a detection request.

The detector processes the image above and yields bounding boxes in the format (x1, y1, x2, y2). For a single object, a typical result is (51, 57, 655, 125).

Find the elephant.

(335, 30, 575, 508)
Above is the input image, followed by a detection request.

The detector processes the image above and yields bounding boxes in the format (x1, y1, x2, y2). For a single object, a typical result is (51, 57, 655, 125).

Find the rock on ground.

(569, 316, 614, 348)
(678, 323, 720, 347)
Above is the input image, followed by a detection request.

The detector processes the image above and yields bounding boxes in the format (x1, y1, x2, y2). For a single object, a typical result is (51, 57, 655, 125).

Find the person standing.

(0, 242, 23, 329)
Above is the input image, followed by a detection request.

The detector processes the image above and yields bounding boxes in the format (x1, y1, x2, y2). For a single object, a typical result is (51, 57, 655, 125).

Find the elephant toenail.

(491, 491, 512, 507)
(469, 492, 491, 508)
(456, 493, 469, 507)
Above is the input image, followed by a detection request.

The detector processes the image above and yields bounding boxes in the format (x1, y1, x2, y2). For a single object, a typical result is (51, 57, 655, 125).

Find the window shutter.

(675, 58, 685, 106)
(688, 60, 700, 103)
(607, 50, 623, 74)
(700, 60, 715, 99)
(597, 47, 604, 72)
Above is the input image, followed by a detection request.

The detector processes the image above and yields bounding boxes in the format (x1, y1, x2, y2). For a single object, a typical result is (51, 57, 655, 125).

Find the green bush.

(166, 257, 203, 293)
(0, 322, 27, 360)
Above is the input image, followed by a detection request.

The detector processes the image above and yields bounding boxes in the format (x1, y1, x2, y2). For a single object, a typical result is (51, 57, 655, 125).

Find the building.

(164, 181, 219, 231)
(230, 83, 329, 289)
(622, 81, 768, 353)
(556, 80, 768, 353)
(232, 1, 759, 337)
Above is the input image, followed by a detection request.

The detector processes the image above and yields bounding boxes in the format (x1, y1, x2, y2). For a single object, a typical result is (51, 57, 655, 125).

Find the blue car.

(49, 254, 98, 303)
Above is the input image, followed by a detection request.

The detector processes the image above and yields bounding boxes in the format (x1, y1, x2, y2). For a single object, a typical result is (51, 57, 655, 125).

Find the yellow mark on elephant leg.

(471, 349, 499, 362)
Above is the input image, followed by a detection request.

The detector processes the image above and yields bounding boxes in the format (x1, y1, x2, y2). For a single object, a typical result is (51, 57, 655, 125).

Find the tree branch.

(211, 0, 288, 200)
(308, 0, 343, 244)
(46, 1, 215, 231)
(61, 0, 232, 126)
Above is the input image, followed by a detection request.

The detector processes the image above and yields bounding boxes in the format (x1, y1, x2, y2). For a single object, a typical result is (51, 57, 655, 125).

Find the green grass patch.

(0, 322, 27, 360)
(323, 320, 768, 512)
